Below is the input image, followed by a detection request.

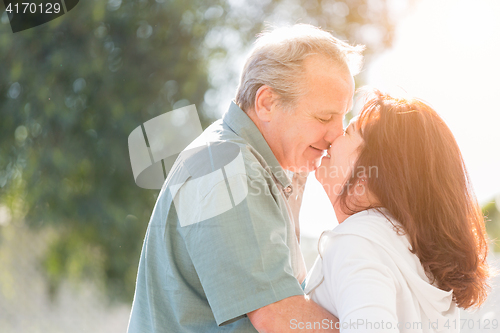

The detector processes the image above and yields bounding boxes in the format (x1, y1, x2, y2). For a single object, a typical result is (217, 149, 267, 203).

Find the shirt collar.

(222, 101, 292, 190)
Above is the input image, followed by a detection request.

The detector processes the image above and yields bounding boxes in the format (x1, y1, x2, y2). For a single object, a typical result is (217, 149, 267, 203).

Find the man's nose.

(324, 120, 344, 145)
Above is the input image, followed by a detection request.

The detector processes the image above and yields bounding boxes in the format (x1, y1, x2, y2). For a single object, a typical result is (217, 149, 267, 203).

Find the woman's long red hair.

(338, 90, 491, 309)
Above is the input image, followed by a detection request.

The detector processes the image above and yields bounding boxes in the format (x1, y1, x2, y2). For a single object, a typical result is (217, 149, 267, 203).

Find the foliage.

(0, 0, 399, 302)
(483, 199, 500, 252)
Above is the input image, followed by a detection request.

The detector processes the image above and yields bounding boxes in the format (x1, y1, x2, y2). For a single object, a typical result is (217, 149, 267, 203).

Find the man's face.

(266, 55, 355, 173)
(315, 117, 364, 197)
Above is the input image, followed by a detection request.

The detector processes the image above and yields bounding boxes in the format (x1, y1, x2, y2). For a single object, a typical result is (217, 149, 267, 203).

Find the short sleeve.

(322, 234, 400, 332)
(175, 165, 304, 326)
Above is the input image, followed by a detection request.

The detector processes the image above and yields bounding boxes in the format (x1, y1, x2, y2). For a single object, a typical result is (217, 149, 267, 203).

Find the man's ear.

(253, 85, 274, 122)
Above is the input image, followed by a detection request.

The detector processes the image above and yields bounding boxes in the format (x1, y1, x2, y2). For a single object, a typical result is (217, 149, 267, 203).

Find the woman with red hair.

(305, 90, 491, 332)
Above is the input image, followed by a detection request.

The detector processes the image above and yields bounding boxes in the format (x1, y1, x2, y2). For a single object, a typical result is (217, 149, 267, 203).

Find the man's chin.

(314, 164, 328, 182)
(284, 158, 321, 174)
(309, 158, 322, 172)
(292, 163, 317, 174)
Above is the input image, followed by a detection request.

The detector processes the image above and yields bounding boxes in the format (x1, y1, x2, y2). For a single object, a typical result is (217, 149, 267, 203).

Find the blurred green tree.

(483, 199, 500, 252)
(0, 0, 403, 302)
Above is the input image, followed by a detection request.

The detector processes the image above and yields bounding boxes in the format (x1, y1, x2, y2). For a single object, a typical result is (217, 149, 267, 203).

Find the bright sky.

(301, 0, 500, 238)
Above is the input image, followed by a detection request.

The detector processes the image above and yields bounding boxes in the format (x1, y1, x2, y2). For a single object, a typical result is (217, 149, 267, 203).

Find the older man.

(127, 24, 363, 332)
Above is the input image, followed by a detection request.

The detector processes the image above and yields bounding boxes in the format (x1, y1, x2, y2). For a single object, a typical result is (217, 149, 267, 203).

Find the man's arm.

(247, 295, 339, 332)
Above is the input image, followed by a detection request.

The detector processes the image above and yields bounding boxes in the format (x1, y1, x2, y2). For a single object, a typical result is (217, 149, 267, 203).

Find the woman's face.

(315, 117, 364, 199)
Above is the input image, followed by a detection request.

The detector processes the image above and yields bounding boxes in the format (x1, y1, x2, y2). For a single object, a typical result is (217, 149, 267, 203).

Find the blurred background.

(0, 0, 499, 331)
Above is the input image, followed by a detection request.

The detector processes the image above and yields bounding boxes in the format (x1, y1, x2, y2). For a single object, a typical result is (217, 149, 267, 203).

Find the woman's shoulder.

(320, 208, 434, 284)
(319, 208, 421, 275)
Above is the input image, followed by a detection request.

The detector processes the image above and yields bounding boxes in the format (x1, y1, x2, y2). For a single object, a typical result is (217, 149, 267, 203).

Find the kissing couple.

(127, 24, 491, 333)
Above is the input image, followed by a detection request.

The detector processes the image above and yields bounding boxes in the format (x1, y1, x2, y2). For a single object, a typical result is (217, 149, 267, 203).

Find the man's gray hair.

(235, 24, 365, 112)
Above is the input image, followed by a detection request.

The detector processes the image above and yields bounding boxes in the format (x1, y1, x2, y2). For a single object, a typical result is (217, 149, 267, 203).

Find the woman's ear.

(352, 171, 369, 199)
(354, 171, 380, 207)
(253, 85, 274, 122)
(356, 170, 367, 184)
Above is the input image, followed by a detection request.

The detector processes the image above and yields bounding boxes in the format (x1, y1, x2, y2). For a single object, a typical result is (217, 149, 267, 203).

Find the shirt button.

(285, 186, 292, 193)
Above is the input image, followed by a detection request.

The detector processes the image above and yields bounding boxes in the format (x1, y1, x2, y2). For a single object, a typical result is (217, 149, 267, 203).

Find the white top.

(305, 209, 459, 333)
